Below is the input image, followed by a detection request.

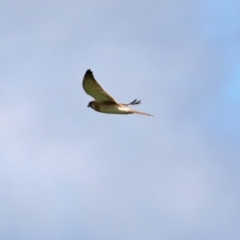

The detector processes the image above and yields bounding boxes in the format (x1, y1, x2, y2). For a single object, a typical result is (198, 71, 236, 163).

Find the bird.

(82, 69, 153, 116)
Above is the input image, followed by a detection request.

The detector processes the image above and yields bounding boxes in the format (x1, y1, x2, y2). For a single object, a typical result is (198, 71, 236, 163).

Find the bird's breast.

(93, 103, 131, 114)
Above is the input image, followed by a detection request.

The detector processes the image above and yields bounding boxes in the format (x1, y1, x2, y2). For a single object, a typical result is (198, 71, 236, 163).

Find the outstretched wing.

(82, 69, 117, 103)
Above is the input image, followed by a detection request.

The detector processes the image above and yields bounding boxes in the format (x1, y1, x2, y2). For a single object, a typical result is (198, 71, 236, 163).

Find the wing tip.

(83, 69, 95, 80)
(85, 69, 93, 75)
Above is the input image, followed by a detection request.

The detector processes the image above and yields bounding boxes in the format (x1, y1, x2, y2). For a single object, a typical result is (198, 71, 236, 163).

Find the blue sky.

(1, 0, 240, 239)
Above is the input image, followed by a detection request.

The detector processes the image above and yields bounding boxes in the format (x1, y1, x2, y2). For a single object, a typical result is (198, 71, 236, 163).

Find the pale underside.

(92, 102, 132, 114)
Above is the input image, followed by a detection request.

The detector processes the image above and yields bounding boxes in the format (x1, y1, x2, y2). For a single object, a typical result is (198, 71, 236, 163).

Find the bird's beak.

(87, 103, 90, 107)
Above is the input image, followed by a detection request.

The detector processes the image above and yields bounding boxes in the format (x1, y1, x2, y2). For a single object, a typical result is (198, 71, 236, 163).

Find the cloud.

(0, 0, 240, 239)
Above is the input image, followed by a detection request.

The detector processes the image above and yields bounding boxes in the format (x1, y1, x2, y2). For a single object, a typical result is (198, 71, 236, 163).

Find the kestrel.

(82, 69, 153, 116)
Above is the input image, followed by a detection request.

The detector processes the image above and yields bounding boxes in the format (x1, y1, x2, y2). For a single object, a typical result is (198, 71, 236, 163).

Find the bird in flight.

(82, 69, 153, 116)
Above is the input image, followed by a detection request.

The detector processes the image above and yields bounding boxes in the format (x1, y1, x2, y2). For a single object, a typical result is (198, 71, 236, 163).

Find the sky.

(1, 0, 240, 239)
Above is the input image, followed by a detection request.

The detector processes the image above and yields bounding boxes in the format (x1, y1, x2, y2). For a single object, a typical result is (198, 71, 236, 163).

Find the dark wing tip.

(83, 69, 95, 81)
(129, 99, 141, 105)
(85, 69, 93, 76)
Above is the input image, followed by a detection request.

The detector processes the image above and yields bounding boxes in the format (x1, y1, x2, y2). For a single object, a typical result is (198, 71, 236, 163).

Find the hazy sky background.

(1, 0, 240, 239)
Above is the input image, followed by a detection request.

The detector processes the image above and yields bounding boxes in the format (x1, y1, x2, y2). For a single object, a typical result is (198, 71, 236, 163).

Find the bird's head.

(87, 101, 94, 108)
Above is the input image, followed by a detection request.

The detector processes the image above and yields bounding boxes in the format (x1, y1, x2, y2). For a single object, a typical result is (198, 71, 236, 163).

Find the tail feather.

(131, 109, 153, 116)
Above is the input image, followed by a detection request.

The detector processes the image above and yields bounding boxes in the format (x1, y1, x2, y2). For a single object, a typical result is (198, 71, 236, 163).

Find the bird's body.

(88, 101, 131, 114)
(82, 69, 153, 117)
